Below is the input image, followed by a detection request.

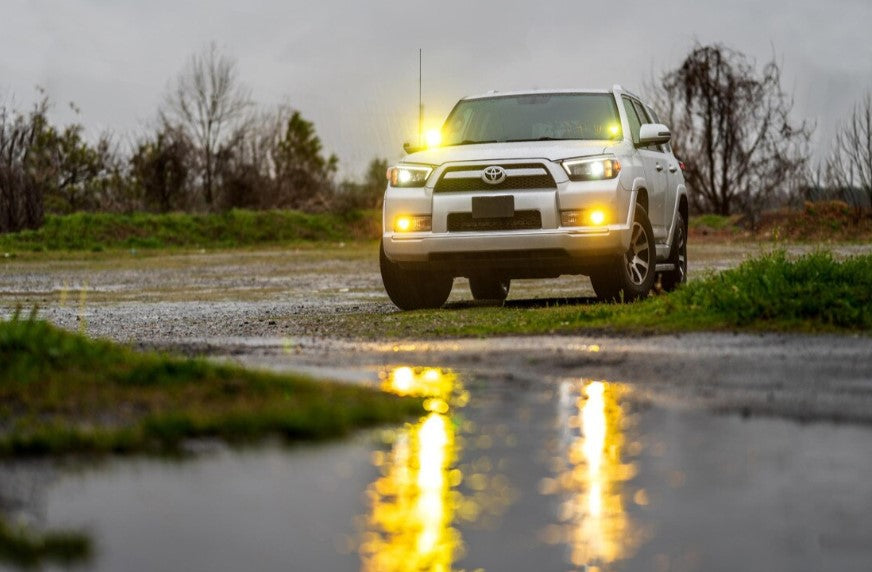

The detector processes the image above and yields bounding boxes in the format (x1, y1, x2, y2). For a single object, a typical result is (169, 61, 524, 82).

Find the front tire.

(590, 204, 656, 302)
(380, 240, 453, 310)
(469, 276, 510, 302)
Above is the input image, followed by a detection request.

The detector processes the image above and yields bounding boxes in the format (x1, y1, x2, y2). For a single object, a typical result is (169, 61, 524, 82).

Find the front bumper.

(386, 225, 630, 261)
(383, 224, 633, 278)
(382, 158, 635, 277)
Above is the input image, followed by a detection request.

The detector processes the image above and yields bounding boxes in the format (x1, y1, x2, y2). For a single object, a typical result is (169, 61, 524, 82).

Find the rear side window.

(621, 97, 642, 145)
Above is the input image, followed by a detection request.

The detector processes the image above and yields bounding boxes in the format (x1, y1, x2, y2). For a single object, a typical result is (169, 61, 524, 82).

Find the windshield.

(441, 93, 622, 146)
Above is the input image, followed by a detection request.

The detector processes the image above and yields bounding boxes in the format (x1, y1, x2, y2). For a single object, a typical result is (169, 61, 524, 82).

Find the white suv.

(380, 86, 688, 310)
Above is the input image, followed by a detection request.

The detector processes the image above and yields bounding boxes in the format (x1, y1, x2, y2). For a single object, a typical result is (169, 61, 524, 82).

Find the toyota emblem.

(481, 166, 507, 185)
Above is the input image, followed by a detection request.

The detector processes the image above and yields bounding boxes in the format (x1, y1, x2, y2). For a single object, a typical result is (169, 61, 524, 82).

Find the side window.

(632, 100, 652, 124)
(621, 97, 642, 145)
(632, 99, 664, 152)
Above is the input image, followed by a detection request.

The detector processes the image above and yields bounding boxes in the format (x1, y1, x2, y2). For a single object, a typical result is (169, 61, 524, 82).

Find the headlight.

(388, 165, 433, 188)
(561, 156, 621, 182)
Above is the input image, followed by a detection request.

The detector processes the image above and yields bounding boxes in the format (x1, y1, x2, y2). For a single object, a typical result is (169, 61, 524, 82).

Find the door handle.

(655, 163, 664, 172)
(668, 165, 678, 173)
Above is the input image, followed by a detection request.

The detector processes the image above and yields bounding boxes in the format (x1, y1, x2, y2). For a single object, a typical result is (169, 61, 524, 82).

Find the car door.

(621, 96, 668, 240)
(644, 103, 681, 233)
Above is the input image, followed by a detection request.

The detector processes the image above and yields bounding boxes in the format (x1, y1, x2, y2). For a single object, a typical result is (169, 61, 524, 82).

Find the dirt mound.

(689, 201, 872, 242)
(757, 201, 872, 241)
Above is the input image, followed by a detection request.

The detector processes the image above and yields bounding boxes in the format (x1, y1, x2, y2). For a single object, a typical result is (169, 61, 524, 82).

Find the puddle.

(4, 367, 872, 571)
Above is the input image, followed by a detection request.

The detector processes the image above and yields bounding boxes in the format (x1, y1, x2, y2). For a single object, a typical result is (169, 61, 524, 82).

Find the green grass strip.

(0, 312, 422, 456)
(0, 518, 91, 568)
(0, 209, 380, 252)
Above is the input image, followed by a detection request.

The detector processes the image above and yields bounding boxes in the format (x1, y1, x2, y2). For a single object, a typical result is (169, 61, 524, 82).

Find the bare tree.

(0, 98, 49, 232)
(161, 43, 251, 209)
(827, 93, 872, 210)
(649, 44, 812, 217)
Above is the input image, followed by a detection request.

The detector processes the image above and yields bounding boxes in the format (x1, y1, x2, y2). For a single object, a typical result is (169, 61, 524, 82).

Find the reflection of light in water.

(550, 380, 641, 568)
(361, 368, 461, 572)
(417, 413, 447, 556)
(392, 366, 414, 393)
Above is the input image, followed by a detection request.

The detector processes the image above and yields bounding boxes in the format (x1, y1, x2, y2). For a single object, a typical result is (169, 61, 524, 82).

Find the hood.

(402, 140, 623, 166)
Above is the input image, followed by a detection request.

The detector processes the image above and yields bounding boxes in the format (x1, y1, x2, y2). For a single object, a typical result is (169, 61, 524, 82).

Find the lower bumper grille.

(447, 210, 542, 232)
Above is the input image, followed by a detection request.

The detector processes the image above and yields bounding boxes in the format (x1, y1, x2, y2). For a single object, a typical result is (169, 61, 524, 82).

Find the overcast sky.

(2, 0, 871, 177)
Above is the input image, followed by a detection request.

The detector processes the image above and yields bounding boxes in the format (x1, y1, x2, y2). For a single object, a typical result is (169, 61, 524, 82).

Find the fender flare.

(623, 176, 647, 226)
(631, 177, 647, 193)
(664, 184, 688, 248)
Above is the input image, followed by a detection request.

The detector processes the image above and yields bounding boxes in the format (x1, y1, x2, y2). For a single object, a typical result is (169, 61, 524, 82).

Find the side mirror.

(638, 123, 672, 146)
(403, 141, 423, 154)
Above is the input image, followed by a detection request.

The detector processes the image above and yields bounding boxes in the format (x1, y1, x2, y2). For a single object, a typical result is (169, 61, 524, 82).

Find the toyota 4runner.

(380, 86, 688, 310)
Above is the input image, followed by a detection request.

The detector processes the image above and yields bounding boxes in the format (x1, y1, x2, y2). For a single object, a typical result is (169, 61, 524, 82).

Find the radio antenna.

(418, 48, 423, 148)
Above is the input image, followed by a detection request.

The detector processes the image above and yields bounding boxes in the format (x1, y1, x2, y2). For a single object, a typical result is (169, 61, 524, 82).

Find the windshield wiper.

(504, 137, 577, 142)
(454, 139, 500, 146)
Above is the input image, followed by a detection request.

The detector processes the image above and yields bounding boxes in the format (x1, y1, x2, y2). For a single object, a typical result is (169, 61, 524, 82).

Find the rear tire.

(589, 204, 656, 302)
(659, 213, 687, 292)
(469, 276, 510, 302)
(380, 240, 452, 310)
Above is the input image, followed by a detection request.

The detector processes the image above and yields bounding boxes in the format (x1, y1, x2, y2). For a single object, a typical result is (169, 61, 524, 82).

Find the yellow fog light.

(560, 209, 608, 227)
(589, 209, 606, 225)
(394, 215, 432, 233)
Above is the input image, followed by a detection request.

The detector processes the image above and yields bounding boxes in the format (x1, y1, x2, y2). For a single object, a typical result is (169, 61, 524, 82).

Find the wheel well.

(636, 189, 649, 212)
(679, 195, 688, 224)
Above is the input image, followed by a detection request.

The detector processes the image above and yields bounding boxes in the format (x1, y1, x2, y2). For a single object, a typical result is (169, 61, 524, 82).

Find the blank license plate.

(472, 195, 514, 219)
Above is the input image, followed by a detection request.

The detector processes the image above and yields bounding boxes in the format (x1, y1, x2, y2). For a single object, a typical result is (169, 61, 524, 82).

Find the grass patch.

(0, 311, 422, 456)
(0, 209, 380, 252)
(320, 251, 872, 338)
(689, 213, 740, 231)
(0, 519, 91, 568)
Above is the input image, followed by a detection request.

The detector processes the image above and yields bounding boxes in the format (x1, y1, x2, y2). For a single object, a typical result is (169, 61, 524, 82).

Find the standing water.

(4, 366, 872, 571)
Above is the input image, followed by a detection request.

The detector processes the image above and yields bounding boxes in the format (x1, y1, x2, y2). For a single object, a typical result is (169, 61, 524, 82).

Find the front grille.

(434, 163, 556, 193)
(447, 210, 542, 232)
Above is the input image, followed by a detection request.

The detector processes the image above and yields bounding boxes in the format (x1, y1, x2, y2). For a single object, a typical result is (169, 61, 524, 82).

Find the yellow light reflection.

(553, 380, 642, 568)
(361, 367, 463, 572)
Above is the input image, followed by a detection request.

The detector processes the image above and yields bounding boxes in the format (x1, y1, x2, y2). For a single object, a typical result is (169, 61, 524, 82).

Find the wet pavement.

(2, 244, 872, 570)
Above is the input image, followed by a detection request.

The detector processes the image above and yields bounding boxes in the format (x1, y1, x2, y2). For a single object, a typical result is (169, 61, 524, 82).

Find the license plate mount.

(472, 195, 514, 219)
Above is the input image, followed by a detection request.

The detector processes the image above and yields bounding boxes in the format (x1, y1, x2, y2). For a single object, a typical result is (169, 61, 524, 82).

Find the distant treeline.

(2, 42, 871, 235)
(0, 44, 387, 233)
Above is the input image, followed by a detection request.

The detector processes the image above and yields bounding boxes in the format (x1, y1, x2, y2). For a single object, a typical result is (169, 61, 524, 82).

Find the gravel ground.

(2, 241, 870, 343)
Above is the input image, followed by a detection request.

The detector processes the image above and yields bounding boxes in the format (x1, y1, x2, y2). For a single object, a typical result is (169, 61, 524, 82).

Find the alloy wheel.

(625, 221, 651, 285)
